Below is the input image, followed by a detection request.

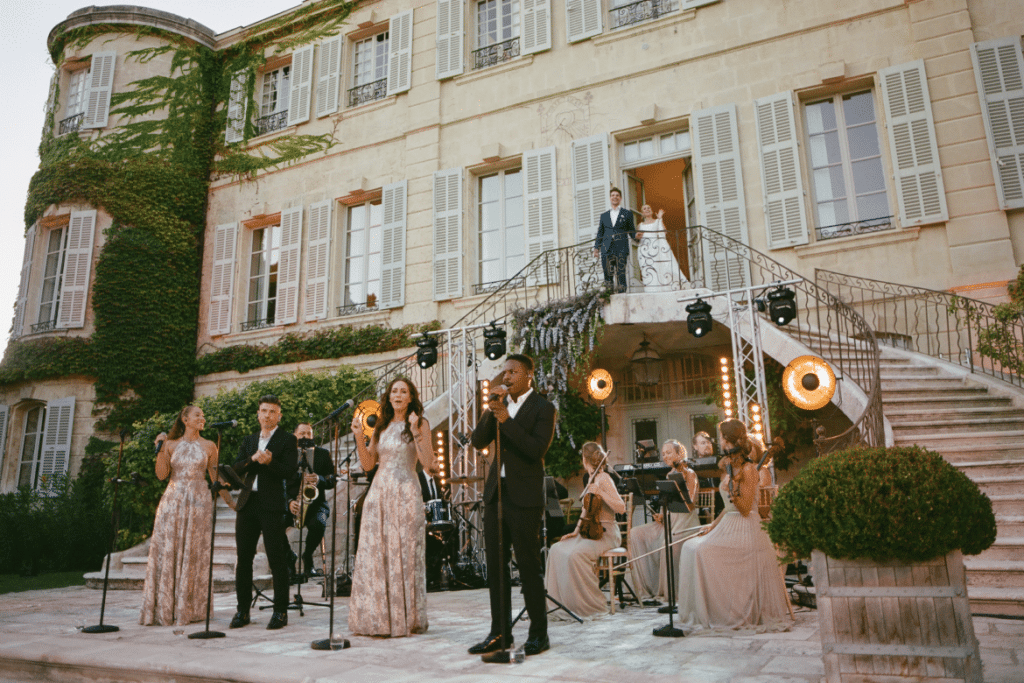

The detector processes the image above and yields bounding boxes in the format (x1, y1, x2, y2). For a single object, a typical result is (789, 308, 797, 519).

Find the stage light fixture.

(767, 286, 797, 326)
(416, 334, 439, 368)
(483, 322, 507, 361)
(687, 299, 713, 337)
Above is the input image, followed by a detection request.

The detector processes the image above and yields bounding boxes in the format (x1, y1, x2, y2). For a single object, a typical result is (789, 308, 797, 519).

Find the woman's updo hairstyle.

(719, 419, 763, 463)
(581, 442, 610, 475)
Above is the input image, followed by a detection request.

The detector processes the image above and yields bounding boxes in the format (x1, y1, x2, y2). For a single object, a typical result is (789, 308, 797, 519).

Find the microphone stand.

(482, 415, 515, 663)
(652, 479, 689, 638)
(84, 431, 135, 634)
(190, 462, 242, 639)
(312, 415, 351, 650)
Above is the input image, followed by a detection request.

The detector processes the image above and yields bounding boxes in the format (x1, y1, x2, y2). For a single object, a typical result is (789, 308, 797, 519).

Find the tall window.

(478, 170, 524, 290)
(474, 0, 520, 69)
(59, 68, 89, 135)
(18, 406, 45, 489)
(257, 66, 290, 135)
(246, 225, 281, 329)
(350, 32, 389, 107)
(342, 201, 382, 313)
(805, 91, 890, 231)
(36, 228, 67, 332)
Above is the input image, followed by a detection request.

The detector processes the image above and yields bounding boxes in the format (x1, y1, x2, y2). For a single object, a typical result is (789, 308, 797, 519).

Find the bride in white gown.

(636, 205, 686, 292)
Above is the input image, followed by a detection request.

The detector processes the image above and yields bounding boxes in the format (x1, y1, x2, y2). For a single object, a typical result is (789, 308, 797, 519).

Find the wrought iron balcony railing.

(240, 317, 275, 332)
(348, 79, 388, 108)
(58, 112, 84, 136)
(256, 110, 289, 136)
(610, 0, 674, 29)
(815, 216, 894, 241)
(817, 268, 1024, 389)
(472, 38, 520, 70)
(31, 320, 57, 334)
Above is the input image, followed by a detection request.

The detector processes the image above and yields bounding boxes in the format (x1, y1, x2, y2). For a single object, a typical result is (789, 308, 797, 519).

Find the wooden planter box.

(812, 549, 982, 683)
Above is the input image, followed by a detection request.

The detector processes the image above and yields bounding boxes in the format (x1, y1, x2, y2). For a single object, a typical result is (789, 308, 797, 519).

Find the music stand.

(189, 464, 243, 639)
(652, 477, 692, 638)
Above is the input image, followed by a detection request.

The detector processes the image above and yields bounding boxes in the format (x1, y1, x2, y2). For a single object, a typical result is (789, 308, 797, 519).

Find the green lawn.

(0, 571, 86, 594)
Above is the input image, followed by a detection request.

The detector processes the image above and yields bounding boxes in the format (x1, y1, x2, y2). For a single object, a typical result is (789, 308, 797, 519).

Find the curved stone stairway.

(879, 349, 1024, 617)
(84, 496, 271, 592)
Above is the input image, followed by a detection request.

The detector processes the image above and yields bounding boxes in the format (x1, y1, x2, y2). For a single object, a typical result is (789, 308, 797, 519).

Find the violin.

(577, 449, 611, 541)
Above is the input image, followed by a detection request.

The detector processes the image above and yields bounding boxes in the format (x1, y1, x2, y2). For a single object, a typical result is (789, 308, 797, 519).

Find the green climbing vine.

(1, 1, 359, 434)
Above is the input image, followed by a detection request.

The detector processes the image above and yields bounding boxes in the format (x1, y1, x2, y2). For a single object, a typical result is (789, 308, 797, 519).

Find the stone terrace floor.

(0, 585, 1020, 682)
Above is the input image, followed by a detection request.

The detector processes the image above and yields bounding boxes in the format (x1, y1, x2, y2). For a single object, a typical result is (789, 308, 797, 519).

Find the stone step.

(987, 494, 1024, 517)
(882, 386, 992, 400)
(965, 474, 1024, 496)
(121, 554, 237, 572)
(893, 430, 1024, 451)
(883, 404, 1020, 420)
(879, 366, 944, 378)
(889, 416, 1024, 434)
(83, 571, 269, 592)
(966, 586, 1024, 617)
(954, 459, 1024, 477)
(974, 537, 1024, 563)
(883, 395, 1014, 410)
(994, 516, 1024, 537)
(964, 559, 1024, 588)
(880, 378, 970, 391)
(934, 444, 1024, 463)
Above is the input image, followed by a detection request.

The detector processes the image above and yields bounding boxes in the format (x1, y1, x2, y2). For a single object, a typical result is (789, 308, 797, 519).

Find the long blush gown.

(675, 477, 790, 633)
(545, 472, 624, 620)
(348, 422, 428, 636)
(139, 439, 212, 626)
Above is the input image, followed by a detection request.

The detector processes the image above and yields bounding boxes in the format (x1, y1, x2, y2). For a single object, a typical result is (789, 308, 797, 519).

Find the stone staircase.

(84, 496, 270, 592)
(879, 351, 1024, 617)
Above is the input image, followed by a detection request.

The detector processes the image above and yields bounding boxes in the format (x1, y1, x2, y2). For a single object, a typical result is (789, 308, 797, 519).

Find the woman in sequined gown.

(348, 377, 439, 637)
(675, 420, 791, 634)
(140, 406, 233, 626)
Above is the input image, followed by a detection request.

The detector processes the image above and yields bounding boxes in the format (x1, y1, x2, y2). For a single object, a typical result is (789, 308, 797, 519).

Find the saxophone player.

(287, 423, 336, 578)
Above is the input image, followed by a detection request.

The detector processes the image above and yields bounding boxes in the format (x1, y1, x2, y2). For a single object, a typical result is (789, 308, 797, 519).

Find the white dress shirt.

(251, 425, 278, 492)
(500, 387, 533, 477)
(609, 207, 620, 226)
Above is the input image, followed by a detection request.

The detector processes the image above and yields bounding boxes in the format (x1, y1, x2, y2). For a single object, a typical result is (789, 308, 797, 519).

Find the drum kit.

(424, 475, 486, 591)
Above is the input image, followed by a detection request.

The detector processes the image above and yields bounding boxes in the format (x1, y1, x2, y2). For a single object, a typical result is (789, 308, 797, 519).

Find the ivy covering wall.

(0, 1, 358, 434)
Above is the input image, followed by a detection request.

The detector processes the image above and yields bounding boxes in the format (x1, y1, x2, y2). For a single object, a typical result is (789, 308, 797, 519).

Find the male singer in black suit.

(230, 395, 298, 630)
(287, 422, 336, 578)
(469, 354, 557, 658)
(592, 186, 638, 292)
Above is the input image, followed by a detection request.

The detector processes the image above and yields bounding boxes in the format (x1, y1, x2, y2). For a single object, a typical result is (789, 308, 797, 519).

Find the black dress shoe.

(468, 633, 512, 654)
(229, 611, 250, 628)
(266, 611, 288, 630)
(657, 604, 678, 614)
(523, 634, 550, 656)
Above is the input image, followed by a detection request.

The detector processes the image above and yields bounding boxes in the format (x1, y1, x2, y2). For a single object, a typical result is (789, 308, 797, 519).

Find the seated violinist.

(544, 442, 624, 619)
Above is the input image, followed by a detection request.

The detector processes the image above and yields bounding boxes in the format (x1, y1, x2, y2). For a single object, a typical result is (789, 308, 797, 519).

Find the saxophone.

(294, 478, 319, 528)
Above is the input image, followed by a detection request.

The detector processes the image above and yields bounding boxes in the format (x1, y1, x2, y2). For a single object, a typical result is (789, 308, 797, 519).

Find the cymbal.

(448, 476, 484, 484)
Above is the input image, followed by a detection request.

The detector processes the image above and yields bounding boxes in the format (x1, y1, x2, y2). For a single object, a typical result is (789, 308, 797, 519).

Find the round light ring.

(587, 368, 613, 401)
(783, 355, 837, 411)
(355, 399, 382, 439)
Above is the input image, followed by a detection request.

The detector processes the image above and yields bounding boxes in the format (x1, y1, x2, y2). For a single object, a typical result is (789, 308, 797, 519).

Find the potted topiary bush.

(768, 445, 996, 683)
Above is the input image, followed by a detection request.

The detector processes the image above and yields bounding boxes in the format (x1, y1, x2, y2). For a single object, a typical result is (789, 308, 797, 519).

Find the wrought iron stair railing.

(313, 227, 885, 454)
(815, 269, 1023, 389)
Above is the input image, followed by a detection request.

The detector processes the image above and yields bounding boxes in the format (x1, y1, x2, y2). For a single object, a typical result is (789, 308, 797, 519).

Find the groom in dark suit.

(592, 186, 637, 292)
(230, 395, 297, 630)
(469, 354, 557, 658)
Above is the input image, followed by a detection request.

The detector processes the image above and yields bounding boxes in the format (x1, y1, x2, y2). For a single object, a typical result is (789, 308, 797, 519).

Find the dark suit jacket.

(471, 391, 557, 508)
(418, 470, 445, 503)
(287, 446, 335, 507)
(233, 428, 298, 512)
(594, 208, 637, 256)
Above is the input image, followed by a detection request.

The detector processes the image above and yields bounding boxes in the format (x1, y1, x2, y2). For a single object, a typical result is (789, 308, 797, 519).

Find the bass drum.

(424, 498, 454, 532)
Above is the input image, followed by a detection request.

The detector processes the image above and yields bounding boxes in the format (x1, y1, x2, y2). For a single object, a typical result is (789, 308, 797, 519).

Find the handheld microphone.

(489, 385, 508, 402)
(154, 439, 164, 455)
(210, 419, 238, 429)
(327, 399, 356, 420)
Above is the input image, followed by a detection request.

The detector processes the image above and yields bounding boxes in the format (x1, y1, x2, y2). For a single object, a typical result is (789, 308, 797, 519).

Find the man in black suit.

(469, 354, 557, 658)
(287, 423, 336, 578)
(592, 186, 638, 292)
(230, 395, 297, 630)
